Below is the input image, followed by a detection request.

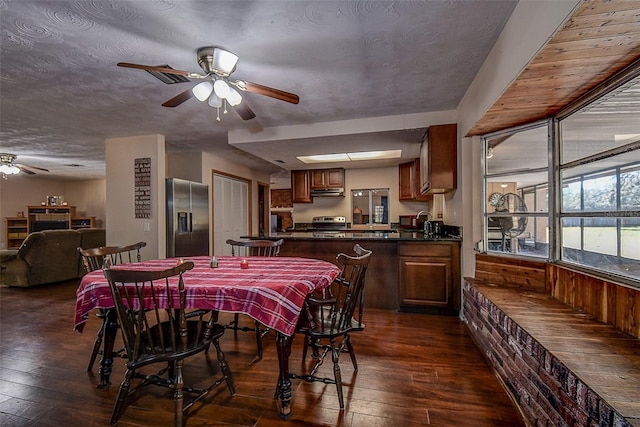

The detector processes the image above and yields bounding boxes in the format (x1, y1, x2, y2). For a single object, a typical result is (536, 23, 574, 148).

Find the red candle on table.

(240, 258, 249, 269)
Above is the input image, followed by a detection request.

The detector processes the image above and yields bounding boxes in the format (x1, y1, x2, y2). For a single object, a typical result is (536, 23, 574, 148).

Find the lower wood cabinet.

(398, 241, 460, 314)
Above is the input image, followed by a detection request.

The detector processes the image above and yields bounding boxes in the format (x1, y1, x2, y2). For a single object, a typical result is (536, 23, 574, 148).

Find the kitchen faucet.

(416, 210, 432, 220)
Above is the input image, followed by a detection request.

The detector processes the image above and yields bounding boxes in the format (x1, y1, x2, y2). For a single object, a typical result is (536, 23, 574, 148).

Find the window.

(481, 68, 640, 285)
(482, 122, 550, 258)
(558, 74, 640, 281)
(351, 189, 389, 227)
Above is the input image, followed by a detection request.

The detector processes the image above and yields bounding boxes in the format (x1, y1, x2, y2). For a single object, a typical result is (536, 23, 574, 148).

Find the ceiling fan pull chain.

(223, 98, 228, 115)
(216, 107, 221, 122)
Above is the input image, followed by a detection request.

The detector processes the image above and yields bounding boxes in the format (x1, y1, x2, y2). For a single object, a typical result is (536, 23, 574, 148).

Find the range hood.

(310, 187, 345, 197)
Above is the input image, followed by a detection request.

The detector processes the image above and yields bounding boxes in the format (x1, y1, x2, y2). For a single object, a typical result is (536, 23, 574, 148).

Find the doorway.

(257, 182, 269, 236)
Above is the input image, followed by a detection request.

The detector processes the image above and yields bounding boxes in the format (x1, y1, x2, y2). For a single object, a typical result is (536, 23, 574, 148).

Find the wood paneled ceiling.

(467, 0, 640, 137)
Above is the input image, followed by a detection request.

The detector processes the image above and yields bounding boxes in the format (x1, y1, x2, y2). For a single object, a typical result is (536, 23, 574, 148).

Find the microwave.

(399, 215, 419, 229)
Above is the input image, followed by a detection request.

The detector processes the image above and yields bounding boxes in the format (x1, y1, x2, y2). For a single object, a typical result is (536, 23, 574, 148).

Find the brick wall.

(271, 189, 292, 208)
(462, 281, 631, 427)
(270, 189, 293, 231)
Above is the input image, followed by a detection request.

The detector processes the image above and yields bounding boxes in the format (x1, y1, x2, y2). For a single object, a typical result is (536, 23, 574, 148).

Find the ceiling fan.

(0, 153, 49, 177)
(117, 46, 300, 121)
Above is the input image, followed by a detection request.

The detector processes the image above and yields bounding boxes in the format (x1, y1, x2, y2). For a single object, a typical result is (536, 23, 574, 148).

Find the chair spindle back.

(79, 241, 147, 273)
(225, 238, 284, 257)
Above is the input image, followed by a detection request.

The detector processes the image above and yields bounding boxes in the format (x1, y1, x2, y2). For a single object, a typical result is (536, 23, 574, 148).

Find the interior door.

(213, 173, 249, 255)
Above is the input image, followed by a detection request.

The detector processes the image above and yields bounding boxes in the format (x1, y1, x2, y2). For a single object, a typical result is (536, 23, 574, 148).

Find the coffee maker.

(425, 220, 444, 237)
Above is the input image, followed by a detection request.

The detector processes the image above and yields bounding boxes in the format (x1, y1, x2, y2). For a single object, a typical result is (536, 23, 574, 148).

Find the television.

(31, 221, 68, 232)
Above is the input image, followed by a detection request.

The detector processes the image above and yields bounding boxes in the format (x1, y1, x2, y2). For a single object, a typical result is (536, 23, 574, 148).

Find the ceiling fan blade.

(117, 62, 205, 79)
(17, 163, 49, 173)
(162, 89, 194, 107)
(17, 166, 36, 175)
(233, 102, 256, 120)
(235, 80, 299, 104)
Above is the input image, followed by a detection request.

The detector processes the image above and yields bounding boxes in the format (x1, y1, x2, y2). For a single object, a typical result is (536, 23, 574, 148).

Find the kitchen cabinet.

(398, 241, 460, 314)
(420, 123, 457, 194)
(291, 170, 312, 203)
(311, 168, 344, 189)
(399, 158, 430, 201)
(5, 216, 28, 249)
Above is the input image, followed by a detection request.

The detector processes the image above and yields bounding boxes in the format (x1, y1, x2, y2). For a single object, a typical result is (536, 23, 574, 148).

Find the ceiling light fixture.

(0, 154, 21, 178)
(486, 147, 494, 158)
(297, 153, 350, 163)
(347, 150, 402, 161)
(192, 77, 244, 121)
(192, 81, 213, 101)
(297, 149, 402, 164)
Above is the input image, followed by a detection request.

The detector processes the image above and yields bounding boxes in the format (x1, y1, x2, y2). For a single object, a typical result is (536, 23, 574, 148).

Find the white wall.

(64, 179, 107, 227)
(105, 134, 166, 260)
(167, 152, 203, 183)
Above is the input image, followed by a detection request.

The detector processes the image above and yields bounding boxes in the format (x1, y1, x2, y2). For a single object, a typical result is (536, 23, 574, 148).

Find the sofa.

(0, 228, 106, 287)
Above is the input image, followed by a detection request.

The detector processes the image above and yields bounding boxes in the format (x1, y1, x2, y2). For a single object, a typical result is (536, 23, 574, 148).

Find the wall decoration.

(134, 157, 151, 218)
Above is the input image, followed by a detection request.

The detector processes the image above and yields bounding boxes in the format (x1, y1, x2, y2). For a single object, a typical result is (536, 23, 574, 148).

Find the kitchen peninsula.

(246, 230, 462, 315)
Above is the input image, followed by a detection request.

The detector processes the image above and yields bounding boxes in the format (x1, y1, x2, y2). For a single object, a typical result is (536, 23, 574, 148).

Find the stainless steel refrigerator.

(166, 178, 209, 257)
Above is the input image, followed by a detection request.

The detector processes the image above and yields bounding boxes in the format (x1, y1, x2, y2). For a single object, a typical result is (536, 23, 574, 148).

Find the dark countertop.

(244, 230, 462, 242)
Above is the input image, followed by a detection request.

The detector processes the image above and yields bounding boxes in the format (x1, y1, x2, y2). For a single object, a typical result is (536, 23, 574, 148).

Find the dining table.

(74, 255, 341, 419)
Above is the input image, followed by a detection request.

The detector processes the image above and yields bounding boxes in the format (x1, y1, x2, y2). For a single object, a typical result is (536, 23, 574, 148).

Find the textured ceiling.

(0, 0, 517, 179)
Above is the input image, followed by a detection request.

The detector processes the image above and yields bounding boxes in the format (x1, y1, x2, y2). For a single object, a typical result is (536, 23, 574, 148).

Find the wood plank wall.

(473, 253, 547, 292)
(473, 253, 640, 339)
(549, 265, 640, 339)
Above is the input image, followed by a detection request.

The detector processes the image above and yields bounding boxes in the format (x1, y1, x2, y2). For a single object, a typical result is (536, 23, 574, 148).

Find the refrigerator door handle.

(189, 212, 193, 232)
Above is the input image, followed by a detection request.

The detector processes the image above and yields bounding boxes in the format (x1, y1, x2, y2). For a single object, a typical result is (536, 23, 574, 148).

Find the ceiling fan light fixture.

(213, 79, 231, 99)
(226, 87, 243, 106)
(208, 92, 223, 108)
(0, 163, 20, 176)
(192, 81, 213, 101)
(213, 48, 239, 75)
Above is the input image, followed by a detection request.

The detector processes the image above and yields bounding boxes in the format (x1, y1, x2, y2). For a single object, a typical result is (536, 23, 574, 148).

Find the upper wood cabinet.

(399, 158, 430, 201)
(311, 168, 344, 189)
(291, 170, 312, 203)
(420, 123, 457, 194)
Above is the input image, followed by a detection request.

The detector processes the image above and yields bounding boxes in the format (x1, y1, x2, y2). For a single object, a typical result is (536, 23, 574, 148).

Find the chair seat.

(138, 320, 226, 363)
(297, 305, 365, 337)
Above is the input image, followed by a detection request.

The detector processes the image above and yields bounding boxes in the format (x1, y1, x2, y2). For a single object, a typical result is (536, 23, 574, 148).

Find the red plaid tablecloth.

(74, 256, 341, 336)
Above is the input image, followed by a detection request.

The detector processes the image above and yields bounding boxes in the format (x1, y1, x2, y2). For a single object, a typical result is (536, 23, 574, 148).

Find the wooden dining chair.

(225, 238, 284, 360)
(287, 243, 372, 410)
(78, 241, 147, 371)
(103, 261, 235, 427)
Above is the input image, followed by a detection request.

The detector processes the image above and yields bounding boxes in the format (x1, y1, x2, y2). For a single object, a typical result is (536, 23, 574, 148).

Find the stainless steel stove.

(311, 216, 347, 230)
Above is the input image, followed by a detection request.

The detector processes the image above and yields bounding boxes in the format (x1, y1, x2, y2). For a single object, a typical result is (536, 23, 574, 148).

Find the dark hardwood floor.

(0, 280, 524, 426)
